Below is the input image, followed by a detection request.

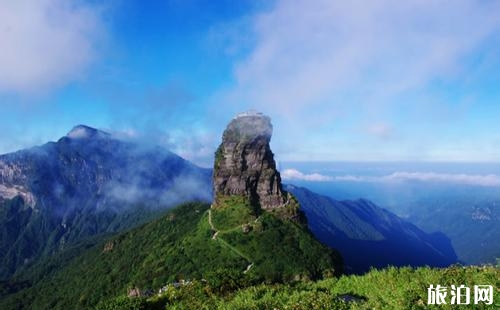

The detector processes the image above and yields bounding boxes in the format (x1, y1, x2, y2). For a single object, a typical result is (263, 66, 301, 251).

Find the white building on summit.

(235, 109, 264, 119)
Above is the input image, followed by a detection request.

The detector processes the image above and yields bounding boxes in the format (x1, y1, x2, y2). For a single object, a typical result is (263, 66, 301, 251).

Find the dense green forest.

(1, 201, 340, 309)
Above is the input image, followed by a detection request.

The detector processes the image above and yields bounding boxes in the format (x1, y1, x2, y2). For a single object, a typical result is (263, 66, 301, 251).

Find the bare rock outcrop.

(213, 111, 288, 209)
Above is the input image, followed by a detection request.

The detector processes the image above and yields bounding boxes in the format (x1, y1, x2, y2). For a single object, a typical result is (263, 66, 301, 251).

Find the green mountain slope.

(1, 201, 340, 309)
(285, 185, 457, 273)
(405, 195, 500, 264)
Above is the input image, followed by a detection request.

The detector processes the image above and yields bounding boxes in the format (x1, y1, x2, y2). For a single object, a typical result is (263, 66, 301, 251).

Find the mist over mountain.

(0, 123, 466, 282)
(0, 117, 491, 309)
(0, 113, 343, 309)
(0, 125, 211, 279)
(1, 0, 499, 307)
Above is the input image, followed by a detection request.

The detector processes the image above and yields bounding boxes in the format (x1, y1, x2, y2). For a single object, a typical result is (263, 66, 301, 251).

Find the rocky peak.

(66, 125, 110, 140)
(213, 111, 297, 215)
(222, 111, 273, 144)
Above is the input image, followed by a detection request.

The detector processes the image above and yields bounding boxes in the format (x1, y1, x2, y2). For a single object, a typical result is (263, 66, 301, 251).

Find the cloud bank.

(0, 0, 104, 94)
(282, 168, 500, 187)
(281, 168, 333, 182)
(378, 172, 500, 187)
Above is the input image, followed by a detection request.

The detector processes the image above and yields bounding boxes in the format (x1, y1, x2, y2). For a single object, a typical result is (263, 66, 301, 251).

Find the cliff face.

(213, 111, 291, 212)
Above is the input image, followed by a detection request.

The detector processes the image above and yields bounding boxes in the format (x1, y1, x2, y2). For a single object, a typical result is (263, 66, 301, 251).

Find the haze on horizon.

(1, 0, 499, 166)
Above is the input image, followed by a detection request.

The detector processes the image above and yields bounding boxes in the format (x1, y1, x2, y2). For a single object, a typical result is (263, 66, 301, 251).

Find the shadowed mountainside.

(286, 184, 458, 273)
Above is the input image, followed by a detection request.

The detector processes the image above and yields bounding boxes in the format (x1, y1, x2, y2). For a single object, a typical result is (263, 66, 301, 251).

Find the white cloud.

(333, 172, 500, 187)
(383, 172, 500, 187)
(0, 0, 105, 94)
(169, 132, 217, 168)
(281, 168, 500, 186)
(215, 0, 500, 162)
(281, 168, 333, 181)
(109, 126, 216, 168)
(66, 126, 91, 139)
(230, 0, 500, 115)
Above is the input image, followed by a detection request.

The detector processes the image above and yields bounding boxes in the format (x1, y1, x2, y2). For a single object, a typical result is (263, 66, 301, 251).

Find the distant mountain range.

(295, 177, 499, 265)
(404, 194, 499, 265)
(285, 185, 457, 273)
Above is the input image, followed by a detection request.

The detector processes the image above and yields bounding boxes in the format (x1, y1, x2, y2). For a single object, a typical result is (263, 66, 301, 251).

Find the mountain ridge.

(286, 184, 458, 273)
(0, 125, 212, 279)
(0, 114, 344, 309)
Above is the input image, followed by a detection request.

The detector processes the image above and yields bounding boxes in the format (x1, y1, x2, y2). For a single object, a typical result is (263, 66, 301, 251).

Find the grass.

(211, 195, 258, 231)
(98, 265, 499, 310)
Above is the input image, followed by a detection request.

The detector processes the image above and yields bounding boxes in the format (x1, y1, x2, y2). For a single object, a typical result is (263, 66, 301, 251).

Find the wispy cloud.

(101, 81, 220, 167)
(282, 168, 500, 187)
(281, 168, 333, 182)
(105, 175, 212, 208)
(338, 172, 500, 187)
(0, 0, 105, 94)
(218, 0, 500, 161)
(229, 0, 500, 114)
(382, 172, 500, 187)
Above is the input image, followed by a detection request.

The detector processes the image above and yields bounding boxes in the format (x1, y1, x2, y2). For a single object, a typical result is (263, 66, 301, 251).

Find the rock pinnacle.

(213, 111, 292, 212)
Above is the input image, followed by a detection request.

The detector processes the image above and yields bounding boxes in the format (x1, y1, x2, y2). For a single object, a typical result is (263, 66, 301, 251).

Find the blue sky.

(1, 0, 500, 166)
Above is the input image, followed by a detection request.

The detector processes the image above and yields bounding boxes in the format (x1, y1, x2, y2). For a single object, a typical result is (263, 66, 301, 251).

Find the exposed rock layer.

(213, 111, 288, 210)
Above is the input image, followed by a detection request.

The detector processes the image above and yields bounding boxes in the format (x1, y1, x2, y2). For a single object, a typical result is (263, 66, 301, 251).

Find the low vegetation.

(97, 265, 499, 309)
(211, 195, 258, 230)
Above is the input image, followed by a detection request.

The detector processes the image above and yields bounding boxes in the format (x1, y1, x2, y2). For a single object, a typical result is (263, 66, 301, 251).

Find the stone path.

(207, 208, 253, 274)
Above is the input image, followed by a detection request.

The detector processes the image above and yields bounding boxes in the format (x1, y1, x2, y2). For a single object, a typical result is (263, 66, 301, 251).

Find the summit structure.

(213, 111, 296, 214)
